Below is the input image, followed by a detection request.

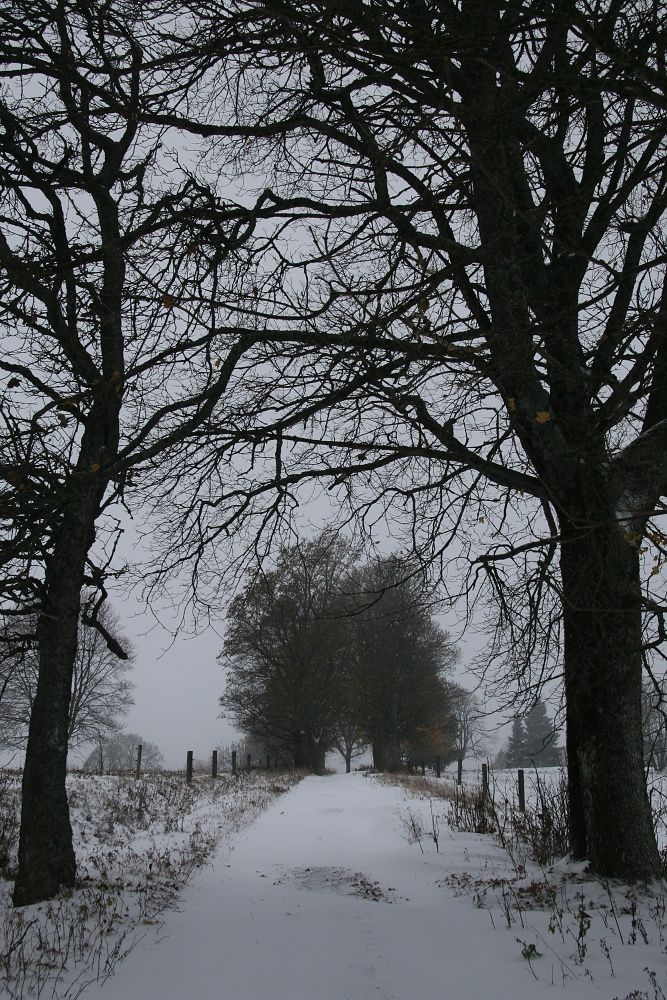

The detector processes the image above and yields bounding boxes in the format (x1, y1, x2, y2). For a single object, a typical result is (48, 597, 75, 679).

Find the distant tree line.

(219, 534, 482, 773)
(81, 732, 164, 772)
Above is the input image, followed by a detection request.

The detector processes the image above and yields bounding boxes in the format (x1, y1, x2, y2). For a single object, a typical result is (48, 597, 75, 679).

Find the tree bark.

(13, 367, 120, 905)
(313, 741, 326, 776)
(559, 517, 662, 878)
(372, 737, 401, 772)
(293, 733, 308, 769)
(293, 732, 326, 773)
(13, 482, 103, 905)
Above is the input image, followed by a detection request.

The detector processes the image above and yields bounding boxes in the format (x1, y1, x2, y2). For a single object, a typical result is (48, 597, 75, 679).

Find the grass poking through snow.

(376, 766, 667, 996)
(0, 769, 302, 1000)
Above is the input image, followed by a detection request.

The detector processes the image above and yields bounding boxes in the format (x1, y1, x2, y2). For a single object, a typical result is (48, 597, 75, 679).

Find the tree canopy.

(220, 538, 460, 772)
(2, 0, 666, 901)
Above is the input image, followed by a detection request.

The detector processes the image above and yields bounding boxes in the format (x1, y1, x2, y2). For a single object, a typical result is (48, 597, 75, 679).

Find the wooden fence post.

(421, 761, 426, 776)
(231, 750, 237, 775)
(436, 755, 441, 779)
(457, 758, 463, 785)
(135, 744, 142, 779)
(186, 750, 193, 784)
(246, 753, 251, 771)
(212, 750, 218, 779)
(266, 754, 270, 769)
(517, 769, 525, 812)
(481, 762, 489, 802)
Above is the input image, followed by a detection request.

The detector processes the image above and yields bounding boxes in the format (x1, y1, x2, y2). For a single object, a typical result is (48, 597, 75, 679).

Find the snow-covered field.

(0, 767, 665, 1000)
(0, 770, 302, 999)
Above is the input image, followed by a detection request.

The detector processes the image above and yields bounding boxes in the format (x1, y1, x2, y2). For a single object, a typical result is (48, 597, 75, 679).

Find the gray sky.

(102, 608, 237, 770)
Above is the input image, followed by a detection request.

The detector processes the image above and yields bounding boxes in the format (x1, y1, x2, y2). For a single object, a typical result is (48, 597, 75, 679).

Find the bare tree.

(81, 732, 164, 772)
(445, 684, 486, 762)
(642, 673, 667, 772)
(0, 601, 133, 750)
(331, 727, 369, 774)
(220, 533, 359, 773)
(149, 0, 666, 877)
(0, 1, 287, 905)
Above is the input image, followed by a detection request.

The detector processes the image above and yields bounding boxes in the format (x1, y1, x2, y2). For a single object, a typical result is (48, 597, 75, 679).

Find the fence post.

(457, 758, 463, 785)
(436, 755, 441, 779)
(186, 750, 193, 784)
(135, 744, 142, 779)
(231, 750, 237, 776)
(266, 754, 270, 769)
(212, 750, 218, 779)
(481, 762, 489, 802)
(246, 753, 251, 771)
(421, 761, 426, 776)
(517, 768, 525, 812)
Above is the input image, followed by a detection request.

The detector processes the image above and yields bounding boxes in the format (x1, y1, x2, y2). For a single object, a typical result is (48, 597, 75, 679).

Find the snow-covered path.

(88, 773, 501, 1000)
(89, 773, 665, 1000)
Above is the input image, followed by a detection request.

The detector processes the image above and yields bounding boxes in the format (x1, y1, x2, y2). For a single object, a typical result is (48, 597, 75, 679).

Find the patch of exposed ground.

(274, 865, 397, 902)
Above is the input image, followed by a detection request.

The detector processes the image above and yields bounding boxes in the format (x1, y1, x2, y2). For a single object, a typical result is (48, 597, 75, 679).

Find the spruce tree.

(523, 701, 561, 766)
(503, 717, 527, 768)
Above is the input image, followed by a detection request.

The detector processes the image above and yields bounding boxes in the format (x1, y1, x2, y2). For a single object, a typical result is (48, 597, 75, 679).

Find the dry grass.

(372, 770, 458, 803)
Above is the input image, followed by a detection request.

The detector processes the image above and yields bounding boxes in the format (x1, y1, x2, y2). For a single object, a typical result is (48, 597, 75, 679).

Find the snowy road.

(89, 773, 666, 1000)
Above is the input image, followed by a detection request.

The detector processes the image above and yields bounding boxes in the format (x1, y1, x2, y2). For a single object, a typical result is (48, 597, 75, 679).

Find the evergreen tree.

(523, 701, 561, 766)
(502, 718, 527, 768)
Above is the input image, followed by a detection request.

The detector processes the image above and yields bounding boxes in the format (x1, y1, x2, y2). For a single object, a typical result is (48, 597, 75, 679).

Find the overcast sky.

(98, 605, 237, 770)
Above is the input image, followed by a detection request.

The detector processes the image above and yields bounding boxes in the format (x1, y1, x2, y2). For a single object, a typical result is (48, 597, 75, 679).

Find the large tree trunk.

(313, 740, 326, 776)
(13, 484, 102, 906)
(13, 372, 119, 905)
(293, 733, 309, 768)
(564, 711, 587, 861)
(293, 732, 326, 773)
(372, 737, 401, 772)
(559, 518, 662, 878)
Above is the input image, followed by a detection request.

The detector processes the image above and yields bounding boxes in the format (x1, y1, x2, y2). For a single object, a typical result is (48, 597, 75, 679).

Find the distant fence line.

(131, 745, 290, 782)
(62, 748, 535, 805)
(125, 747, 472, 783)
